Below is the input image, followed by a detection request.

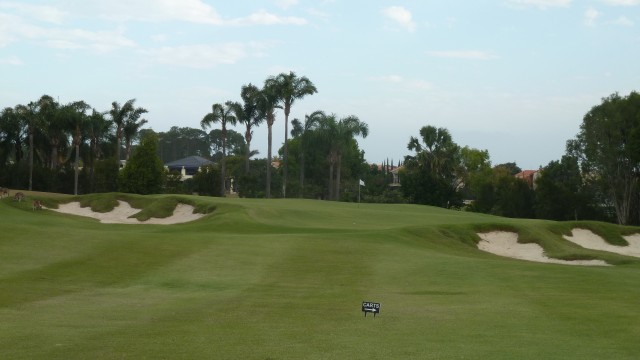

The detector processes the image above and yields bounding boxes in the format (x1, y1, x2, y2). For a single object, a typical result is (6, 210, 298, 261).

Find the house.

(165, 156, 214, 180)
(515, 170, 540, 189)
(390, 166, 403, 187)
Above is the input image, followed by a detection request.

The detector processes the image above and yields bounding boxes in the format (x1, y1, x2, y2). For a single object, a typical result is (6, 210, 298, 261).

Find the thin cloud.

(0, 1, 67, 24)
(82, 0, 224, 24)
(275, 0, 299, 10)
(584, 7, 599, 26)
(141, 42, 271, 68)
(602, 0, 640, 5)
(227, 10, 307, 26)
(374, 75, 432, 90)
(507, 0, 572, 9)
(0, 12, 134, 52)
(612, 16, 634, 25)
(0, 55, 22, 65)
(65, 0, 306, 26)
(427, 50, 498, 60)
(381, 6, 417, 32)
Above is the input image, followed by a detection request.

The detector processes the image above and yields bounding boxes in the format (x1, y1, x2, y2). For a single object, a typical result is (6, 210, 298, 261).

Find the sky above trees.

(1, 0, 639, 169)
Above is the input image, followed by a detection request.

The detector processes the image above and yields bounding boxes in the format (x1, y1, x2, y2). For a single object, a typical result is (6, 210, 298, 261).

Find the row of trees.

(3, 84, 637, 226)
(0, 95, 148, 194)
(392, 91, 640, 225)
(199, 72, 318, 198)
(0, 72, 372, 201)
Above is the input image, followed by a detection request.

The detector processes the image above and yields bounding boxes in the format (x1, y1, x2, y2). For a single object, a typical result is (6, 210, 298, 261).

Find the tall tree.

(257, 82, 281, 198)
(123, 116, 149, 160)
(208, 128, 245, 159)
(157, 126, 210, 162)
(118, 132, 165, 195)
(67, 101, 91, 195)
(236, 83, 264, 174)
(86, 109, 113, 191)
(266, 72, 317, 197)
(201, 101, 238, 196)
(109, 99, 147, 162)
(535, 156, 593, 221)
(291, 110, 323, 198)
(317, 113, 369, 200)
(15, 101, 40, 190)
(567, 91, 640, 225)
(0, 107, 23, 166)
(36, 95, 63, 169)
(402, 125, 462, 207)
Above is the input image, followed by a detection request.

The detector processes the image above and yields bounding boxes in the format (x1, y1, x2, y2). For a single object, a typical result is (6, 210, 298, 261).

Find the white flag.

(359, 179, 365, 186)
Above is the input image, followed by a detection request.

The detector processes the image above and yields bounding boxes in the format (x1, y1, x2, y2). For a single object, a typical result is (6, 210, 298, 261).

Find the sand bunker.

(477, 231, 609, 266)
(563, 229, 640, 258)
(52, 200, 204, 225)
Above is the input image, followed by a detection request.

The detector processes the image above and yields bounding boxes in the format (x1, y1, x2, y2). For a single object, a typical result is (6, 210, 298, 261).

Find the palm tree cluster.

(202, 71, 318, 198)
(201, 71, 370, 200)
(0, 95, 147, 194)
(290, 111, 369, 200)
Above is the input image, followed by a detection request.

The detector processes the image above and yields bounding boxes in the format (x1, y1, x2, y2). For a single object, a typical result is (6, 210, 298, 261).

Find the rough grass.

(1, 193, 639, 359)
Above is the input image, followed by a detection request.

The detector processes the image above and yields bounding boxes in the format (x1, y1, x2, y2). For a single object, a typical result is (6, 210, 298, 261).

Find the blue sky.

(1, 0, 639, 169)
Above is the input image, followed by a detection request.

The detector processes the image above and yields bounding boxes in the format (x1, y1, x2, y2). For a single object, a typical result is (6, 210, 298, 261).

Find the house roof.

(515, 170, 537, 179)
(165, 156, 214, 168)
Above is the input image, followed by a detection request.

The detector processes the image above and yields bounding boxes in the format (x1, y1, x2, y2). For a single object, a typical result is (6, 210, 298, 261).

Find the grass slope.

(1, 193, 639, 359)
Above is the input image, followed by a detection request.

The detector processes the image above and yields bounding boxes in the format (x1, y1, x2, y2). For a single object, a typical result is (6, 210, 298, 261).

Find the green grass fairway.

(1, 193, 640, 359)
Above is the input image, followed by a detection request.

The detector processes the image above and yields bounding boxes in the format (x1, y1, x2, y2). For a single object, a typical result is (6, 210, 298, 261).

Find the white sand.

(563, 228, 640, 258)
(52, 200, 204, 225)
(477, 231, 609, 266)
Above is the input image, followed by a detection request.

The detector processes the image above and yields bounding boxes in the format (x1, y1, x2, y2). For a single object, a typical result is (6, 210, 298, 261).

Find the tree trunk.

(116, 125, 122, 162)
(221, 127, 227, 197)
(299, 151, 305, 198)
(50, 142, 58, 169)
(283, 108, 289, 198)
(611, 172, 636, 225)
(126, 141, 131, 160)
(335, 153, 342, 201)
(74, 143, 79, 195)
(28, 132, 33, 191)
(266, 119, 272, 198)
(245, 126, 252, 174)
(328, 161, 333, 201)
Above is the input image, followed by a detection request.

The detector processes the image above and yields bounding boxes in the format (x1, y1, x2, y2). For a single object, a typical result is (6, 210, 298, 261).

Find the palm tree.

(0, 107, 23, 166)
(67, 101, 91, 195)
(267, 72, 317, 197)
(15, 101, 39, 190)
(290, 110, 324, 198)
(257, 82, 281, 198)
(123, 116, 149, 160)
(86, 109, 113, 191)
(110, 99, 147, 162)
(236, 83, 264, 174)
(317, 113, 368, 200)
(201, 101, 238, 196)
(407, 126, 458, 178)
(36, 95, 64, 169)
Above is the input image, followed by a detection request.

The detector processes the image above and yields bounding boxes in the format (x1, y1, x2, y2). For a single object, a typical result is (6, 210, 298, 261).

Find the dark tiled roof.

(165, 156, 214, 168)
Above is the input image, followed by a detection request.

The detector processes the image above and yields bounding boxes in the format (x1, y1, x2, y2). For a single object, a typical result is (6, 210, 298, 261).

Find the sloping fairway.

(1, 193, 640, 359)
